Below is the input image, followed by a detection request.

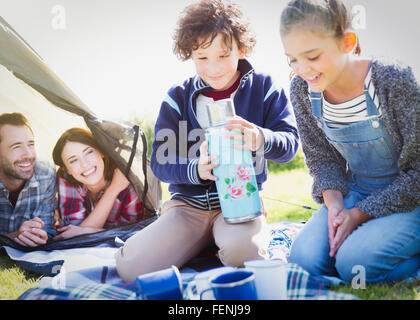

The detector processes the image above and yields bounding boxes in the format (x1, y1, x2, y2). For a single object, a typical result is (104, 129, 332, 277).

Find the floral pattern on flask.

(224, 165, 257, 200)
(237, 165, 251, 182)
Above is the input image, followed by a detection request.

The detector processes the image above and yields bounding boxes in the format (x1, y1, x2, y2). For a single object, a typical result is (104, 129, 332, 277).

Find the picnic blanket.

(18, 263, 358, 300)
(0, 221, 359, 300)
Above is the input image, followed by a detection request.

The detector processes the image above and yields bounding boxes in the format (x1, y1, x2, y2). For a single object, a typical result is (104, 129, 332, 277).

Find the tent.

(0, 16, 161, 250)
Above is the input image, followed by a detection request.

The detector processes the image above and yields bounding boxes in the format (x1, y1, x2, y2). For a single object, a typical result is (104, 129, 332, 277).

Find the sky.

(1, 0, 419, 122)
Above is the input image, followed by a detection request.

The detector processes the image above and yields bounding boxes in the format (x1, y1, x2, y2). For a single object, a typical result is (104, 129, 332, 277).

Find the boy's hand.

(224, 117, 264, 152)
(198, 141, 219, 181)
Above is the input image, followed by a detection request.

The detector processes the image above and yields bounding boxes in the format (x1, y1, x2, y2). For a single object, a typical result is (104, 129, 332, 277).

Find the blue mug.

(186, 266, 236, 300)
(200, 269, 257, 300)
(135, 265, 183, 300)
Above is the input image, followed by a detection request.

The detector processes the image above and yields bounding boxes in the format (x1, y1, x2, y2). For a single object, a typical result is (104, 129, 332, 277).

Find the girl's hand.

(322, 189, 345, 256)
(224, 117, 264, 152)
(54, 225, 85, 240)
(329, 208, 372, 257)
(109, 168, 130, 195)
(198, 141, 219, 181)
(53, 224, 102, 241)
(327, 205, 344, 254)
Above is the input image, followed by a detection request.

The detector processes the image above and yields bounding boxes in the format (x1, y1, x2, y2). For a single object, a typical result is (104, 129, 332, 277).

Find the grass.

(260, 168, 320, 223)
(331, 280, 420, 300)
(1, 152, 418, 300)
(0, 254, 41, 300)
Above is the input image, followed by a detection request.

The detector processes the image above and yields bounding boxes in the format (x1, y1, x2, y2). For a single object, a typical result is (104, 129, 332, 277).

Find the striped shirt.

(57, 173, 145, 228)
(0, 161, 57, 236)
(322, 68, 381, 127)
(172, 191, 221, 211)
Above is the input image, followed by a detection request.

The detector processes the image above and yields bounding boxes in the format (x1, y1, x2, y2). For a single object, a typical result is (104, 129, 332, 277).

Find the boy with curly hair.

(116, 0, 298, 282)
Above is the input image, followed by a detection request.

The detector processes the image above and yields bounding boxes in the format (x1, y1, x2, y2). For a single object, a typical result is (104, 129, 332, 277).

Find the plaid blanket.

(16, 221, 358, 300)
(18, 263, 358, 300)
(19, 283, 137, 300)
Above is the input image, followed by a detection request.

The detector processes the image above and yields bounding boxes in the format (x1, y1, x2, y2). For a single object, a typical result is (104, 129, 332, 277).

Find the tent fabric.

(0, 16, 162, 219)
(0, 216, 158, 253)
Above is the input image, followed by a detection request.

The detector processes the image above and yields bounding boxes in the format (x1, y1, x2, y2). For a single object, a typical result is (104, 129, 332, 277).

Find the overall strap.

(363, 63, 379, 117)
(363, 83, 380, 117)
(309, 91, 322, 118)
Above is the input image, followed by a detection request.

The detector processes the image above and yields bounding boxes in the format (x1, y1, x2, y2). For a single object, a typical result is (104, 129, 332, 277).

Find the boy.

(116, 0, 298, 283)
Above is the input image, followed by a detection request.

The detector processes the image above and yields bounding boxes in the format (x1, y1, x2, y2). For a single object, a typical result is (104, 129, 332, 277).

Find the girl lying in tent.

(52, 127, 146, 240)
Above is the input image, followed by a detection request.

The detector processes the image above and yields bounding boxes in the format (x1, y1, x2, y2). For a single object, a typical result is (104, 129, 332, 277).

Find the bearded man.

(0, 113, 57, 247)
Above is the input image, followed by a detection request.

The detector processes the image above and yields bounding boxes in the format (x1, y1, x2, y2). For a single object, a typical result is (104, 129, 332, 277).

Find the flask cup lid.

(205, 98, 235, 128)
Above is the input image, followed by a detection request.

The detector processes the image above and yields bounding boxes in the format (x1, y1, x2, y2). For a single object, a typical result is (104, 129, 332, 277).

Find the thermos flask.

(204, 99, 262, 223)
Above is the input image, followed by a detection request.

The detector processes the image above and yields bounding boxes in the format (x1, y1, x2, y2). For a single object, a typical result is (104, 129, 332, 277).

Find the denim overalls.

(288, 79, 420, 283)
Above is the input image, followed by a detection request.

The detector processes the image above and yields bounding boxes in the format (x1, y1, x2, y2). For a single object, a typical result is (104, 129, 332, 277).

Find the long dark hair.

(52, 127, 115, 186)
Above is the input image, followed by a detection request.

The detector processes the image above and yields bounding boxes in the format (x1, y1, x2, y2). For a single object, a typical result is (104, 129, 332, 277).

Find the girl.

(52, 128, 145, 240)
(280, 0, 420, 283)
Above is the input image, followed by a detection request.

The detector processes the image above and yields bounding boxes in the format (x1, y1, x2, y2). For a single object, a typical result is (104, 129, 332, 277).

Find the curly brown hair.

(173, 0, 256, 61)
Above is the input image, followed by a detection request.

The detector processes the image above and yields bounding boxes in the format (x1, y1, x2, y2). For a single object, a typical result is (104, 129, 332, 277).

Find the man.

(0, 112, 57, 247)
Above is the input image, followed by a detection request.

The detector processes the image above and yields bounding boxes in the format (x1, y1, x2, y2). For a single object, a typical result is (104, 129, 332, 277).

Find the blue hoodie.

(151, 59, 299, 210)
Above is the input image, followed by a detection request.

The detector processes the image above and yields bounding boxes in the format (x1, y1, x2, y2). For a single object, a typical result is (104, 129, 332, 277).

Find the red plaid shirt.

(57, 174, 144, 229)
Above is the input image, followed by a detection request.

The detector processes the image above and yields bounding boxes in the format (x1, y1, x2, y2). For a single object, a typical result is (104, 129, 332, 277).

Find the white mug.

(244, 259, 288, 300)
(186, 266, 236, 300)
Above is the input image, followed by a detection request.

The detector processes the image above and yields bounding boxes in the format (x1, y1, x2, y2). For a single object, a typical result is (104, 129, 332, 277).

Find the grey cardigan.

(290, 58, 420, 218)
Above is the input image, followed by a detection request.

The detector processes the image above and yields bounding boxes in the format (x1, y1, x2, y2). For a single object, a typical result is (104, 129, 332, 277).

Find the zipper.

(189, 87, 210, 127)
(189, 66, 253, 125)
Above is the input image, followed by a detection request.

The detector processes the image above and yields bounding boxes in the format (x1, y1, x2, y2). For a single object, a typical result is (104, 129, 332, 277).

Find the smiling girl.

(52, 128, 145, 240)
(280, 0, 420, 283)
